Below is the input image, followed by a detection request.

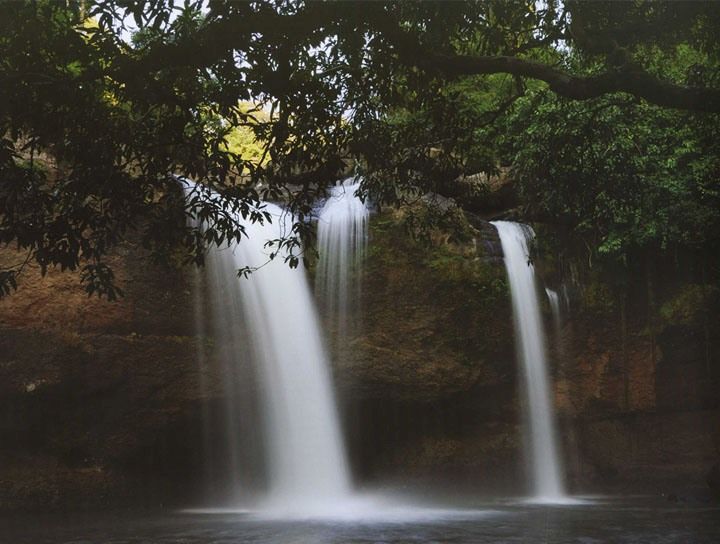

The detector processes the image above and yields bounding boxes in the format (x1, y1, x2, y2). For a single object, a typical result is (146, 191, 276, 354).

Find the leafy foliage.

(0, 1, 718, 297)
(503, 87, 720, 261)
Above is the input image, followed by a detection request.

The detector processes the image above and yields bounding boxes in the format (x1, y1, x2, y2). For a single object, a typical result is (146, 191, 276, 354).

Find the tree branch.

(416, 53, 720, 113)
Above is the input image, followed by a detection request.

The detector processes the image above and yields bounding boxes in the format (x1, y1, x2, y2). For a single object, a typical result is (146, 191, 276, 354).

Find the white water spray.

(492, 221, 566, 501)
(545, 288, 561, 324)
(316, 177, 369, 345)
(189, 182, 351, 516)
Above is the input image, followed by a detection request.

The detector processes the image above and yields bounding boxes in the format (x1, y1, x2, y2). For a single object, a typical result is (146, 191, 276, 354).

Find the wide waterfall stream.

(191, 186, 351, 516)
(492, 221, 566, 502)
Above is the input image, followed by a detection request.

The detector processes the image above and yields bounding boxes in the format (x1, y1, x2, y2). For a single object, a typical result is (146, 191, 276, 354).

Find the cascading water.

(492, 221, 566, 501)
(316, 177, 369, 346)
(545, 287, 570, 411)
(189, 182, 351, 516)
(181, 181, 578, 521)
(545, 288, 561, 325)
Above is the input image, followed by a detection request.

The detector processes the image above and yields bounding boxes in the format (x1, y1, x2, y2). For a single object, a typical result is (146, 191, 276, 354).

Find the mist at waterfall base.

(13, 496, 720, 543)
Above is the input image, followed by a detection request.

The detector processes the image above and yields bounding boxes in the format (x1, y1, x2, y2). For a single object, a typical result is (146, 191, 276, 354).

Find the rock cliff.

(1, 211, 718, 510)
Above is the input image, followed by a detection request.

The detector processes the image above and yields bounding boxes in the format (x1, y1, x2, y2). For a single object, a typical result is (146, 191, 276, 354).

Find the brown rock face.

(545, 268, 720, 494)
(0, 243, 217, 511)
(708, 462, 720, 499)
(332, 214, 720, 496)
(332, 212, 513, 402)
(324, 212, 522, 488)
(1, 212, 718, 510)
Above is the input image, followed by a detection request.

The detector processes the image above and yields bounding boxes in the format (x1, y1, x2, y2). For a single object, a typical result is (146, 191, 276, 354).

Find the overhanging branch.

(418, 53, 720, 113)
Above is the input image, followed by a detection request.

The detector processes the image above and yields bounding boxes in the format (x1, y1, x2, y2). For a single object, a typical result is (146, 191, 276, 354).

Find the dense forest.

(1, 0, 718, 296)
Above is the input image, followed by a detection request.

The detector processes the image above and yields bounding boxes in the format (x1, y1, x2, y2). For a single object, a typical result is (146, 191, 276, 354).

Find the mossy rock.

(660, 283, 719, 327)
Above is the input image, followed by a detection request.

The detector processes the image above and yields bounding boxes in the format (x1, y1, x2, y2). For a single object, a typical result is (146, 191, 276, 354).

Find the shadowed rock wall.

(328, 211, 720, 497)
(1, 210, 718, 510)
(0, 243, 219, 510)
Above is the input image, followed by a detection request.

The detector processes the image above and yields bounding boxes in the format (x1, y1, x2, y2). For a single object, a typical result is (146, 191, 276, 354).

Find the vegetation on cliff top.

(1, 1, 719, 297)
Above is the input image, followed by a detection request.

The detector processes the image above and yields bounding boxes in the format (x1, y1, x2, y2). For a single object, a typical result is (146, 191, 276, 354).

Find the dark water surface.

(3, 496, 719, 543)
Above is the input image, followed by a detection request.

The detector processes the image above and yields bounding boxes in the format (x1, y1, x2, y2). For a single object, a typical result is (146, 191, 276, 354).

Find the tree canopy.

(1, 0, 719, 297)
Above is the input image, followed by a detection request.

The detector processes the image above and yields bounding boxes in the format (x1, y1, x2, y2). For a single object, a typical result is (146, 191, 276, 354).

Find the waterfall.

(189, 182, 351, 516)
(316, 177, 369, 346)
(492, 221, 566, 501)
(545, 287, 568, 378)
(545, 288, 561, 325)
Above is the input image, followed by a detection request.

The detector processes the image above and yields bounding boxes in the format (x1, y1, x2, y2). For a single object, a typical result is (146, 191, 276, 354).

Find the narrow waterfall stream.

(492, 221, 567, 501)
(545, 287, 561, 324)
(193, 186, 351, 516)
(545, 287, 567, 363)
(316, 177, 369, 346)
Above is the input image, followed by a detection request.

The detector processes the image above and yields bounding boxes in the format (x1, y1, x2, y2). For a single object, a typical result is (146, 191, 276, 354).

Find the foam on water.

(181, 494, 506, 523)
